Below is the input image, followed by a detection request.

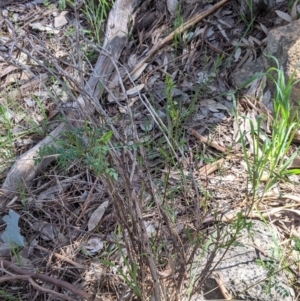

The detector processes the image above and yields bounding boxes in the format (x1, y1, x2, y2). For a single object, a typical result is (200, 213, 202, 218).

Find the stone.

(264, 19, 300, 107)
(231, 57, 265, 88)
(231, 20, 300, 110)
(188, 220, 294, 301)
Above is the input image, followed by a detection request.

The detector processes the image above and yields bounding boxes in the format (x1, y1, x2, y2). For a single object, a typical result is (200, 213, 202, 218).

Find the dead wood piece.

(85, 0, 143, 102)
(198, 158, 226, 178)
(0, 0, 142, 205)
(0, 122, 65, 206)
(188, 128, 227, 153)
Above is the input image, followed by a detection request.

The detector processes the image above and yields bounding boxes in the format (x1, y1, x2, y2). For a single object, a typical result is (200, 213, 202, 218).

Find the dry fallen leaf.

(82, 237, 104, 255)
(54, 11, 68, 28)
(0, 65, 18, 78)
(140, 115, 154, 132)
(30, 22, 60, 34)
(126, 84, 145, 97)
(291, 0, 298, 21)
(33, 222, 58, 241)
(259, 22, 268, 35)
(88, 201, 109, 231)
(167, 0, 178, 15)
(234, 47, 242, 62)
(200, 99, 228, 112)
(131, 63, 148, 81)
(275, 10, 292, 23)
(287, 157, 300, 169)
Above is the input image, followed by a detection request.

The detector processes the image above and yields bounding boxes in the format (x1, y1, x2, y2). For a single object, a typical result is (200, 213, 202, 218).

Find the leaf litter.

(0, 0, 299, 300)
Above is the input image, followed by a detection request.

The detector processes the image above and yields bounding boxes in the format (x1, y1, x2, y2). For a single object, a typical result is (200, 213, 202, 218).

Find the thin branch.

(0, 259, 102, 301)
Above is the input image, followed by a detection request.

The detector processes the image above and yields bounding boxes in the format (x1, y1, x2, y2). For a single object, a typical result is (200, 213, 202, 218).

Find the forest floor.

(0, 0, 300, 300)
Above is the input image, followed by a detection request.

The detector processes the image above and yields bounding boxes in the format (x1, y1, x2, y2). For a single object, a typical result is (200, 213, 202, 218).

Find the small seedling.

(81, 0, 112, 43)
(100, 243, 142, 298)
(36, 123, 118, 180)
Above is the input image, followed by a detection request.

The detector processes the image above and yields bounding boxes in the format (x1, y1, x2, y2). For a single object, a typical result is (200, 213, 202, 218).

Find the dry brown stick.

(0, 275, 29, 282)
(76, 178, 99, 223)
(198, 158, 226, 178)
(35, 245, 85, 270)
(188, 128, 227, 153)
(0, 258, 102, 301)
(213, 272, 232, 300)
(127, 0, 230, 81)
(0, 275, 74, 301)
(28, 277, 75, 301)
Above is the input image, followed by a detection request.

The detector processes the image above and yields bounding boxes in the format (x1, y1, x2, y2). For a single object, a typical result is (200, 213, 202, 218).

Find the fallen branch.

(0, 258, 101, 301)
(0, 122, 65, 205)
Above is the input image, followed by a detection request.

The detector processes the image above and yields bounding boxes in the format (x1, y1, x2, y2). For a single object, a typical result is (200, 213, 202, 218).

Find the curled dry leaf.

(82, 237, 104, 256)
(33, 222, 59, 241)
(54, 11, 68, 28)
(30, 22, 60, 34)
(291, 0, 298, 21)
(88, 200, 109, 231)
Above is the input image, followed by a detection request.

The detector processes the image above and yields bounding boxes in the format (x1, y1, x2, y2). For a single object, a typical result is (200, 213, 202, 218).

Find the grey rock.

(264, 19, 300, 107)
(188, 220, 294, 301)
(232, 20, 300, 112)
(232, 57, 265, 88)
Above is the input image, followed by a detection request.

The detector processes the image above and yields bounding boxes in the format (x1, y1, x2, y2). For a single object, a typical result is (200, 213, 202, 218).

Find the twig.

(0, 258, 102, 301)
(127, 0, 230, 81)
(0, 275, 30, 283)
(28, 277, 75, 301)
(35, 245, 85, 270)
(0, 275, 74, 301)
(213, 272, 232, 300)
(188, 128, 227, 153)
(198, 158, 226, 178)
